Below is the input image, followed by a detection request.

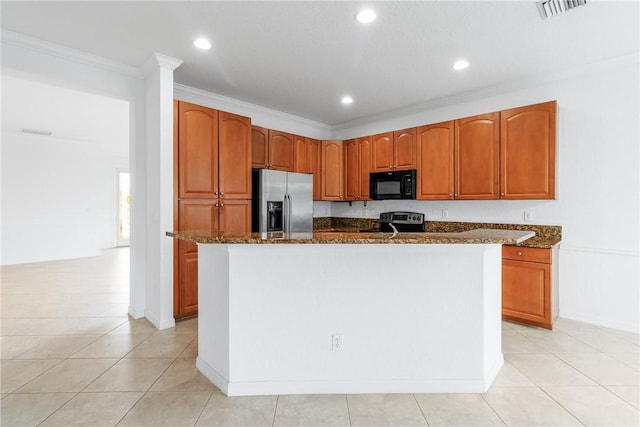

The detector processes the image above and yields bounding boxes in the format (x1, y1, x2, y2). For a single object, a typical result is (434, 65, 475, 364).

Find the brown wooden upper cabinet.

(321, 140, 344, 201)
(455, 112, 500, 200)
(218, 111, 252, 199)
(251, 127, 295, 171)
(344, 137, 371, 201)
(251, 125, 269, 169)
(417, 102, 556, 201)
(371, 129, 417, 172)
(416, 121, 455, 200)
(500, 101, 556, 199)
(178, 102, 251, 200)
(294, 136, 322, 200)
(394, 128, 417, 170)
(178, 102, 219, 199)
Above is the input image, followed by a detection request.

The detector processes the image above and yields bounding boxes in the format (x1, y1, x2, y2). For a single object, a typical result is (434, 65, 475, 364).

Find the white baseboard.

(196, 355, 504, 397)
(559, 312, 639, 334)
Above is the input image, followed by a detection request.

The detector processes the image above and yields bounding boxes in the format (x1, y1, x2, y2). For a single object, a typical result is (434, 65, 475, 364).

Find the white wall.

(1, 132, 128, 264)
(331, 56, 640, 333)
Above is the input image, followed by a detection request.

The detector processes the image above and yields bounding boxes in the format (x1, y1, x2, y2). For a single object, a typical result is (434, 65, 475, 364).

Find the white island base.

(196, 243, 504, 396)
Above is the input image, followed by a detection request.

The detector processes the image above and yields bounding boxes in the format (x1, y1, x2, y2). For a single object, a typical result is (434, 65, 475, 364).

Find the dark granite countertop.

(313, 218, 561, 248)
(166, 229, 535, 245)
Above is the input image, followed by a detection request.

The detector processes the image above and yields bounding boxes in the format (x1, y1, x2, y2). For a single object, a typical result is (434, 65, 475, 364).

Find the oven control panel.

(379, 211, 425, 224)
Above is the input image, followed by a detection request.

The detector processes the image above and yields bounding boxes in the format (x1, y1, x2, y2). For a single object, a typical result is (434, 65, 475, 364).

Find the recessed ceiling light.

(193, 38, 212, 50)
(453, 59, 470, 71)
(341, 96, 354, 105)
(355, 9, 376, 24)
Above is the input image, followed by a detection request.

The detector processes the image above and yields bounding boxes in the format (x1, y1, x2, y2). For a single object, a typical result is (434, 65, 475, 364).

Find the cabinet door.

(219, 111, 252, 199)
(176, 199, 218, 318)
(455, 113, 500, 200)
(417, 121, 454, 200)
(371, 132, 394, 172)
(178, 102, 218, 198)
(268, 130, 295, 171)
(218, 199, 251, 233)
(501, 101, 556, 199)
(251, 126, 269, 169)
(358, 136, 372, 200)
(294, 135, 309, 173)
(344, 139, 359, 200)
(502, 259, 551, 328)
(393, 128, 417, 170)
(321, 140, 344, 200)
(307, 139, 322, 201)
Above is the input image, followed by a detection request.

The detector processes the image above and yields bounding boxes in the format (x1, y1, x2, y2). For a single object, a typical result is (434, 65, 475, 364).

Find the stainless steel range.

(378, 211, 425, 232)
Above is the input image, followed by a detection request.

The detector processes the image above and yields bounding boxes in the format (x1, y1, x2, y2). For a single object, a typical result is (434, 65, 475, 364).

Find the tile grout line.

(535, 385, 587, 426)
(271, 394, 280, 427)
(192, 389, 216, 427)
(35, 391, 80, 427)
(411, 393, 430, 426)
(479, 392, 508, 427)
(601, 384, 640, 410)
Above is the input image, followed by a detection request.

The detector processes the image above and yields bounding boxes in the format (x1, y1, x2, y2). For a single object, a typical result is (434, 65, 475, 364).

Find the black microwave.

(370, 169, 416, 200)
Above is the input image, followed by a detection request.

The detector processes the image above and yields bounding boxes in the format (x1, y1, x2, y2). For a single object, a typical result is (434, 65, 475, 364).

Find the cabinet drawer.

(502, 245, 551, 263)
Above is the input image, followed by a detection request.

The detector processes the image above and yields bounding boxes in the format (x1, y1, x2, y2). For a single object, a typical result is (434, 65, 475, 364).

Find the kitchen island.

(167, 229, 534, 396)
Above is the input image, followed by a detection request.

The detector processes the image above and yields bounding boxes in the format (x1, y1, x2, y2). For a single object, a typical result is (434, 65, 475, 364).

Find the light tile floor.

(1, 248, 638, 426)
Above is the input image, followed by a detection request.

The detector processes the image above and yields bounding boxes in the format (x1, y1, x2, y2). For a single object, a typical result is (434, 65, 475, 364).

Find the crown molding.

(331, 52, 639, 135)
(174, 83, 331, 132)
(1, 30, 144, 79)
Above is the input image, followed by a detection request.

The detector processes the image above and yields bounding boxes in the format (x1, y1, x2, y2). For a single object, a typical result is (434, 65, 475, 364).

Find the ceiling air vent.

(537, 0, 587, 19)
(20, 128, 52, 136)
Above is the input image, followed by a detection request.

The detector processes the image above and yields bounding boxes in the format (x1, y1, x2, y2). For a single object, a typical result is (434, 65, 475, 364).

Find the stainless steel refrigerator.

(251, 169, 313, 233)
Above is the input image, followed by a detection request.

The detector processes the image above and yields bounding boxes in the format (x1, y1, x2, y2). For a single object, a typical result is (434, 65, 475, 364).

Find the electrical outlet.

(524, 211, 533, 221)
(332, 334, 343, 352)
(442, 209, 449, 218)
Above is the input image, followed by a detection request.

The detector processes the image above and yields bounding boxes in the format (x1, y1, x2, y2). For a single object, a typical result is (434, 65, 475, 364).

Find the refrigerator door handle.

(288, 194, 292, 232)
(285, 194, 292, 233)
(283, 194, 289, 233)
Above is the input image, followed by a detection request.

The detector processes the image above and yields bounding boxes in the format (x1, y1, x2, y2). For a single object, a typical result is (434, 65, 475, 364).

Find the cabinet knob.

(500, 192, 505, 197)
(219, 203, 224, 207)
(220, 192, 224, 196)
(454, 193, 458, 197)
(214, 191, 218, 195)
(516, 251, 523, 256)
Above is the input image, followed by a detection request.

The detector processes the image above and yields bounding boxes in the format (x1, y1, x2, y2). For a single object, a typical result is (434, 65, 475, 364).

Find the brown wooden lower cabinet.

(502, 245, 558, 329)
(174, 198, 250, 318)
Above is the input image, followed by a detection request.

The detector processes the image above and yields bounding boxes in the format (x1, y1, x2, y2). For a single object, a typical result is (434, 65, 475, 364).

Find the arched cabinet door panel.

(454, 112, 500, 200)
(178, 102, 218, 198)
(500, 101, 556, 199)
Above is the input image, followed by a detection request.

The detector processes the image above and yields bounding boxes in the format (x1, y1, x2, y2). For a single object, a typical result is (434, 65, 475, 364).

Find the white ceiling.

(1, 1, 638, 127)
(1, 74, 130, 154)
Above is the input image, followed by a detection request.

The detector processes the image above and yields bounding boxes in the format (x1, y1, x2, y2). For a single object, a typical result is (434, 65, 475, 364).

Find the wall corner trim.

(140, 52, 183, 77)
